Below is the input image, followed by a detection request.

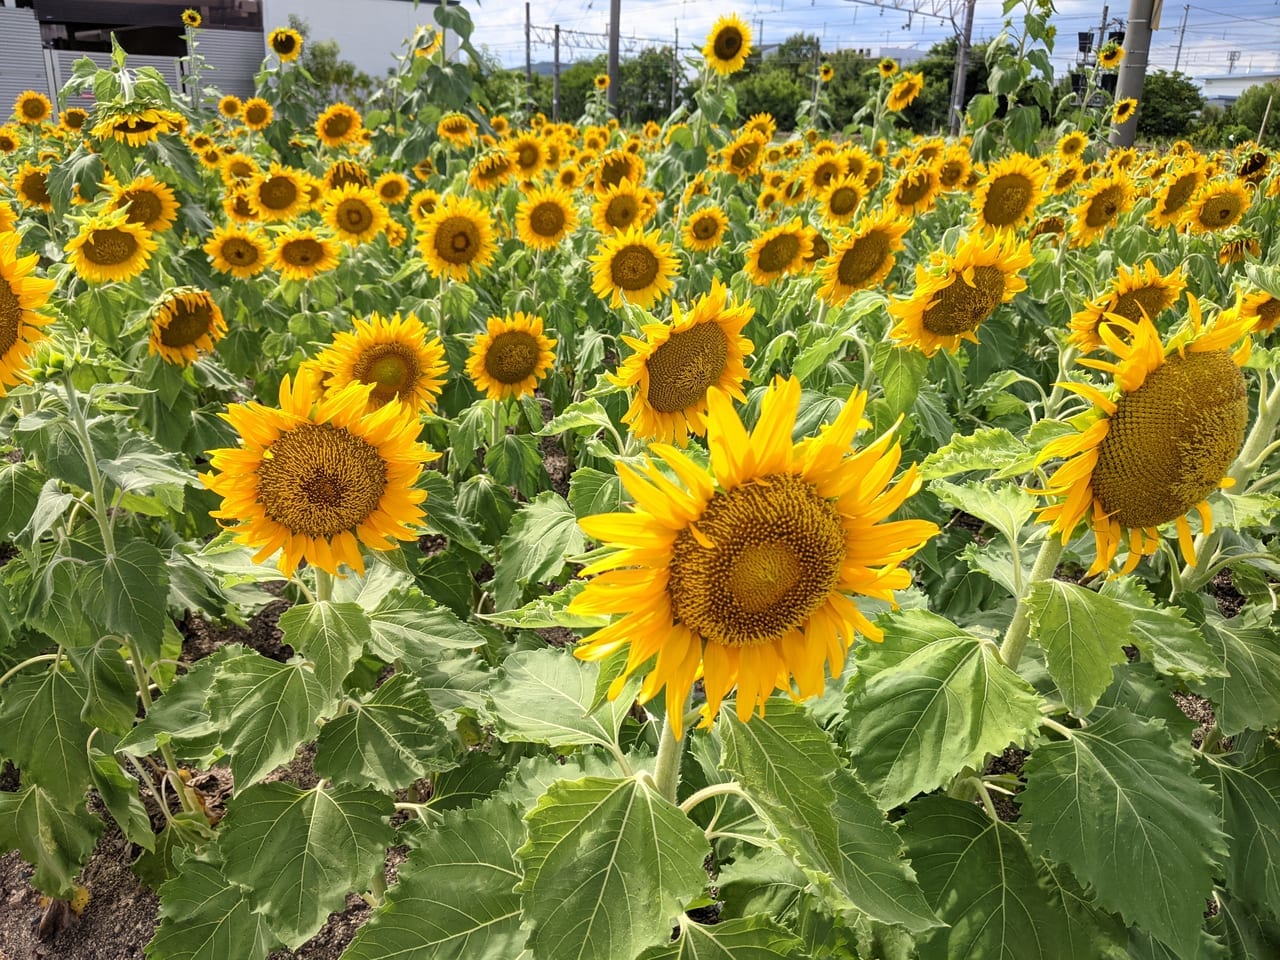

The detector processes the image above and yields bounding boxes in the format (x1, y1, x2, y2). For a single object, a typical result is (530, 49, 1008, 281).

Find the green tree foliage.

(1135, 70, 1205, 139)
(1230, 79, 1280, 147)
(287, 15, 377, 104)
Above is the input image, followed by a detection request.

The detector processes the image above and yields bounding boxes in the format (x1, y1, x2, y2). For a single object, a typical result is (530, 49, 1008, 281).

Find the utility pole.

(948, 0, 977, 136)
(1259, 94, 1274, 142)
(553, 24, 561, 122)
(670, 26, 679, 113)
(1172, 4, 1188, 73)
(525, 2, 532, 109)
(1109, 0, 1155, 148)
(1096, 3, 1109, 54)
(607, 0, 621, 112)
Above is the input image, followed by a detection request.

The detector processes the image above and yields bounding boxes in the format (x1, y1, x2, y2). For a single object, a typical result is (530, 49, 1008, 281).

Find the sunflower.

(878, 57, 899, 78)
(181, 8, 202, 28)
(594, 74, 611, 90)
(223, 189, 257, 223)
(570, 375, 937, 737)
(1036, 300, 1253, 576)
(1218, 235, 1261, 266)
(937, 146, 973, 190)
(804, 155, 844, 194)
(242, 98, 273, 130)
(412, 158, 434, 181)
(813, 174, 863, 227)
(595, 150, 645, 194)
(0, 203, 15, 234)
(1238, 150, 1269, 184)
(610, 280, 753, 447)
(13, 163, 51, 211)
(589, 225, 679, 309)
(203, 370, 433, 578)
(1098, 43, 1124, 68)
(325, 159, 370, 191)
(721, 131, 768, 179)
(1070, 172, 1134, 247)
(887, 72, 924, 111)
(508, 133, 545, 180)
(1239, 288, 1280, 335)
(65, 214, 158, 284)
(220, 152, 259, 187)
(204, 224, 269, 278)
(889, 164, 942, 216)
(1069, 261, 1186, 353)
(268, 27, 303, 62)
(59, 107, 88, 133)
(91, 108, 184, 147)
(315, 103, 363, 147)
(1112, 98, 1138, 125)
(819, 62, 835, 83)
(417, 194, 497, 281)
(13, 91, 51, 125)
(1057, 130, 1088, 158)
(323, 183, 388, 245)
(218, 95, 243, 119)
(468, 149, 516, 191)
(0, 231, 55, 396)
(248, 164, 307, 221)
(148, 288, 226, 365)
(681, 206, 729, 253)
(466, 312, 557, 401)
(703, 14, 752, 76)
(972, 152, 1045, 232)
(313, 312, 448, 414)
(110, 175, 180, 233)
(437, 112, 477, 148)
(0, 126, 21, 154)
(269, 227, 341, 282)
(744, 219, 812, 286)
(1182, 179, 1251, 234)
(408, 188, 441, 226)
(515, 184, 578, 250)
(374, 172, 410, 206)
(592, 178, 653, 234)
(1047, 160, 1084, 196)
(817, 207, 910, 306)
(889, 231, 1033, 356)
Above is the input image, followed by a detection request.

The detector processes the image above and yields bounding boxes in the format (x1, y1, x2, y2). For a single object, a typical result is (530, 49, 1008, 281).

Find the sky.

(459, 0, 1280, 80)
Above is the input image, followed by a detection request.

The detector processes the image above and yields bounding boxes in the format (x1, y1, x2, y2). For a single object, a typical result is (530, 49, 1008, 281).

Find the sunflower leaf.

(0, 664, 95, 805)
(873, 341, 928, 417)
(1026, 579, 1135, 717)
(930, 479, 1037, 552)
(918, 426, 1027, 480)
(0, 787, 102, 898)
(1201, 747, 1280, 919)
(277, 600, 370, 700)
(1100, 578, 1225, 683)
(492, 491, 585, 611)
(0, 460, 43, 539)
(636, 915, 805, 960)
(148, 857, 280, 960)
(1191, 608, 1280, 735)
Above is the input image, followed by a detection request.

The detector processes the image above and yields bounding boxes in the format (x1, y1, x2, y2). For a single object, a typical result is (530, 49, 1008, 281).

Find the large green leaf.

(1026, 579, 1134, 717)
(277, 600, 370, 699)
(67, 639, 139, 736)
(1099, 579, 1224, 683)
(846, 610, 1042, 808)
(1202, 748, 1280, 918)
(117, 645, 240, 765)
(0, 787, 102, 897)
(1038, 857, 1129, 960)
(1192, 609, 1280, 735)
(89, 748, 156, 852)
(929, 479, 1036, 549)
(147, 858, 279, 960)
(364, 586, 487, 663)
(342, 798, 526, 960)
(0, 665, 95, 803)
(718, 702, 938, 932)
(1019, 708, 1227, 957)
(314, 673, 454, 791)
(901, 797, 1073, 960)
(493, 491, 585, 610)
(918, 426, 1030, 480)
(517, 776, 710, 960)
(218, 782, 393, 948)
(93, 537, 170, 654)
(0, 460, 43, 538)
(637, 915, 804, 960)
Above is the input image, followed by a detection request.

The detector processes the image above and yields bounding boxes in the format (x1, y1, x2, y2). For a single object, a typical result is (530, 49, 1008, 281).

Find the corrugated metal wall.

(194, 30, 263, 101)
(55, 51, 184, 112)
(0, 7, 50, 121)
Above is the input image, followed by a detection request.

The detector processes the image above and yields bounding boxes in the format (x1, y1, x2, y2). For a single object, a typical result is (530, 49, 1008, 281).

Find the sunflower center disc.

(828, 186, 860, 217)
(0, 279, 21, 353)
(159, 300, 213, 347)
(518, 144, 539, 168)
(714, 28, 743, 59)
(436, 217, 479, 263)
(692, 215, 718, 240)
(260, 177, 298, 210)
(600, 157, 632, 189)
(1161, 174, 1198, 214)
(668, 474, 845, 646)
(484, 330, 540, 384)
(895, 171, 932, 206)
(644, 323, 729, 413)
(257, 423, 388, 538)
(21, 100, 44, 119)
(21, 172, 50, 205)
(984, 174, 1033, 226)
(530, 202, 566, 236)
(324, 115, 352, 138)
(1111, 285, 1176, 325)
(122, 191, 162, 227)
(606, 197, 638, 229)
(756, 234, 800, 274)
(83, 228, 140, 266)
(1201, 194, 1242, 227)
(1085, 186, 1124, 227)
(223, 238, 259, 265)
(355, 345, 419, 402)
(922, 265, 1005, 335)
(339, 200, 373, 233)
(285, 238, 324, 265)
(611, 245, 659, 290)
(120, 118, 159, 134)
(1257, 298, 1280, 330)
(1092, 351, 1248, 529)
(837, 232, 890, 287)
(246, 108, 268, 125)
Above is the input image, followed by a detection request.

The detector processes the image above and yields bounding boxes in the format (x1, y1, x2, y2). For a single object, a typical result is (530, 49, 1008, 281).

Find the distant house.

(1200, 71, 1280, 109)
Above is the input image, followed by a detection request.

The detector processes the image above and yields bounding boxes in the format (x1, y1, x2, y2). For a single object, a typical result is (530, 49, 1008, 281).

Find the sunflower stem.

(678, 780, 747, 815)
(0, 653, 60, 689)
(63, 370, 115, 555)
(998, 534, 1065, 671)
(128, 635, 201, 816)
(314, 569, 334, 603)
(652, 709, 686, 805)
(1230, 370, 1280, 487)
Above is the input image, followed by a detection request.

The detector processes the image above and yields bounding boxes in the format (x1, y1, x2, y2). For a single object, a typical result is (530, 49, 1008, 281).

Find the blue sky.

(461, 0, 1280, 79)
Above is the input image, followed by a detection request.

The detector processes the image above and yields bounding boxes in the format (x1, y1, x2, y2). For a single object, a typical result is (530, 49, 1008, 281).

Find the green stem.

(63, 371, 114, 554)
(314, 569, 334, 603)
(1041, 716, 1076, 740)
(999, 535, 1065, 670)
(1230, 371, 1280, 488)
(0, 653, 59, 688)
(128, 636, 199, 815)
(651, 709, 685, 805)
(1200, 723, 1225, 754)
(678, 780, 746, 815)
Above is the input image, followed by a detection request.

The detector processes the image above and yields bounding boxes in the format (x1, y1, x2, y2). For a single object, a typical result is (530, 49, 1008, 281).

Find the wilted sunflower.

(516, 184, 578, 250)
(1112, 98, 1138, 125)
(59, 107, 88, 133)
(595, 149, 645, 193)
(181, 8, 202, 28)
(315, 102, 363, 147)
(1238, 150, 1270, 184)
(218, 95, 242, 119)
(1239, 288, 1280, 335)
(374, 172, 410, 206)
(313, 312, 448, 414)
(13, 91, 51, 125)
(681, 206, 729, 253)
(91, 108, 183, 147)
(417, 194, 497, 281)
(592, 177, 652, 234)
(437, 112, 477, 148)
(0, 231, 55, 396)
(1069, 261, 1186, 353)
(269, 227, 341, 281)
(324, 183, 388, 245)
(325, 159, 370, 191)
(570, 376, 938, 737)
(889, 231, 1033, 356)
(1182, 179, 1251, 234)
(1098, 43, 1124, 68)
(744, 218, 812, 286)
(887, 72, 924, 111)
(65, 213, 158, 284)
(973, 152, 1045, 231)
(611, 280, 753, 447)
(203, 370, 434, 578)
(889, 164, 942, 216)
(703, 14, 753, 76)
(1036, 301, 1254, 575)
(204, 225, 269, 278)
(110, 175, 180, 233)
(589, 225, 679, 309)
(817, 207, 910, 306)
(1057, 130, 1088, 158)
(13, 163, 51, 211)
(268, 27, 303, 62)
(468, 148, 516, 191)
(1071, 171, 1134, 247)
(466, 312, 557, 401)
(242, 97, 274, 130)
(148, 288, 226, 365)
(1218, 235, 1261, 266)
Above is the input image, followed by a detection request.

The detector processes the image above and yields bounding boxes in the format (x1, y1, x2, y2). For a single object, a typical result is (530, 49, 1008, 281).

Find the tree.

(1136, 70, 1204, 139)
(618, 47, 679, 125)
(288, 15, 376, 104)
(1229, 80, 1280, 147)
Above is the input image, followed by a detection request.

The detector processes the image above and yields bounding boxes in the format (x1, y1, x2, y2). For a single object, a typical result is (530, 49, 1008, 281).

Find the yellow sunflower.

(589, 225, 679, 309)
(374, 172, 410, 206)
(313, 312, 448, 414)
(889, 231, 1033, 356)
(1218, 235, 1261, 266)
(1112, 98, 1138, 125)
(744, 218, 812, 286)
(681, 206, 729, 252)
(889, 164, 942, 216)
(1069, 261, 1187, 353)
(248, 163, 307, 221)
(1239, 288, 1280, 335)
(703, 14, 753, 76)
(204, 224, 269, 278)
(817, 174, 866, 227)
(91, 108, 184, 147)
(269, 227, 341, 282)
(0, 231, 55, 396)
(937, 146, 973, 190)
(13, 91, 51, 126)
(218, 95, 243, 119)
(817, 207, 910, 306)
(594, 74, 611, 90)
(465, 312, 557, 401)
(148, 288, 226, 365)
(972, 152, 1045, 232)
(0, 126, 22, 154)
(515, 184, 579, 250)
(323, 183, 388, 245)
(223, 188, 257, 224)
(65, 213, 158, 284)
(819, 62, 835, 83)
(437, 112, 478, 149)
(181, 8, 202, 27)
(220, 152, 259, 187)
(721, 131, 768, 180)
(240, 97, 272, 130)
(268, 27, 304, 62)
(592, 177, 652, 234)
(13, 163, 51, 212)
(1036, 300, 1254, 576)
(569, 375, 938, 738)
(0, 203, 15, 234)
(412, 158, 434, 181)
(1070, 172, 1134, 247)
(887, 72, 924, 111)
(594, 150, 645, 194)
(408, 188, 441, 226)
(60, 108, 89, 134)
(1057, 130, 1088, 159)
(1182, 179, 1251, 234)
(417, 194, 497, 281)
(508, 133, 546, 180)
(315, 103, 363, 147)
(110, 175, 180, 233)
(325, 159, 370, 191)
(1047, 160, 1084, 196)
(468, 149, 516, 192)
(1098, 44, 1124, 69)
(203, 370, 434, 578)
(878, 57, 899, 78)
(610, 280, 754, 447)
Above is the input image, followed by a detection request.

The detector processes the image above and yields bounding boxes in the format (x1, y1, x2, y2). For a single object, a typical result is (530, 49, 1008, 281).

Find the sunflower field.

(1, 0, 1279, 957)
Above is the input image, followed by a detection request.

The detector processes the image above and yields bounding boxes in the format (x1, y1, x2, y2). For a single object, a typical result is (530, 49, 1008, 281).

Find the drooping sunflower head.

(218, 95, 243, 118)
(148, 288, 226, 365)
(1071, 171, 1134, 247)
(588, 225, 679, 309)
(269, 226, 341, 282)
(14, 163, 52, 211)
(890, 163, 942, 216)
(1098, 43, 1124, 69)
(703, 14, 753, 76)
(65, 212, 158, 284)
(203, 225, 269, 278)
(468, 148, 516, 192)
(202, 370, 435, 578)
(0, 230, 56, 396)
(182, 8, 202, 28)
(887, 71, 924, 111)
(465, 312, 557, 402)
(325, 159, 370, 191)
(90, 107, 184, 147)
(315, 102, 363, 147)
(817, 206, 910, 306)
(110, 175, 180, 234)
(1112, 97, 1138, 125)
(323, 183, 388, 245)
(417, 193, 497, 281)
(744, 218, 813, 286)
(516, 184, 579, 250)
(1238, 288, 1280, 335)
(313, 311, 448, 414)
(268, 27, 304, 62)
(1182, 179, 1251, 234)
(1238, 149, 1270, 184)
(569, 375, 938, 736)
(13, 91, 52, 126)
(1069, 261, 1186, 353)
(972, 152, 1046, 232)
(1218, 234, 1261, 266)
(437, 112, 478, 148)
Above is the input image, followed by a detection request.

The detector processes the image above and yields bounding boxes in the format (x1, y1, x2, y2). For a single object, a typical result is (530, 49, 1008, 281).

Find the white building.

(1200, 71, 1280, 109)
